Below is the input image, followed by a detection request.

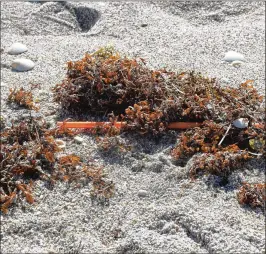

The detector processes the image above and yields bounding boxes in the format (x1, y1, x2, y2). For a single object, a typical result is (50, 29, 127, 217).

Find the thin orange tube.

(57, 121, 125, 128)
(167, 122, 202, 129)
(57, 121, 202, 129)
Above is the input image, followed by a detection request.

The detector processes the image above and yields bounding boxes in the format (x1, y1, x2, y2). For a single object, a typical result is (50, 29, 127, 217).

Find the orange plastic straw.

(167, 122, 202, 129)
(57, 121, 125, 129)
(57, 121, 202, 129)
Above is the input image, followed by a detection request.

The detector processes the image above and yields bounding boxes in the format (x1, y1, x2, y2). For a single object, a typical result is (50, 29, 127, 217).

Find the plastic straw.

(57, 121, 202, 129)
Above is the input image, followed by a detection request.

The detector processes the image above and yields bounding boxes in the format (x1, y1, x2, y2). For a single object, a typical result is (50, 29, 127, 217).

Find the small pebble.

(7, 42, 28, 55)
(223, 51, 244, 62)
(233, 118, 249, 128)
(47, 120, 56, 128)
(220, 78, 230, 84)
(74, 136, 84, 144)
(0, 82, 6, 87)
(11, 58, 35, 72)
(231, 60, 243, 67)
(38, 90, 49, 96)
(138, 190, 148, 197)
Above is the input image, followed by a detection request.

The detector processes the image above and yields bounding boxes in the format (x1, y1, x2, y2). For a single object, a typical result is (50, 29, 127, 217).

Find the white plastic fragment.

(7, 43, 28, 55)
(233, 118, 249, 129)
(223, 51, 244, 62)
(11, 58, 35, 72)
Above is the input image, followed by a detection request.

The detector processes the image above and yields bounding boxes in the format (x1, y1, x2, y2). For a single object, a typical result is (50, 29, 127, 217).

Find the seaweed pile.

(1, 46, 265, 213)
(53, 46, 264, 128)
(52, 46, 265, 210)
(0, 113, 114, 214)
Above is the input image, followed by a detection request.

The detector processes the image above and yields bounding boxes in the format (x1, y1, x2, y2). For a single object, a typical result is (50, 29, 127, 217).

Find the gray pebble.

(220, 78, 230, 84)
(38, 90, 49, 96)
(231, 60, 243, 67)
(138, 190, 148, 197)
(233, 118, 249, 128)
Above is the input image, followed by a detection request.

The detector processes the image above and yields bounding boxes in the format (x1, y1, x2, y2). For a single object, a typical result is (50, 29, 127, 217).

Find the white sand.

(1, 1, 265, 253)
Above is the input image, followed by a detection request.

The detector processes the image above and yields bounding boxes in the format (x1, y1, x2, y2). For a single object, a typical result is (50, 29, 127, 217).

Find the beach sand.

(1, 1, 265, 253)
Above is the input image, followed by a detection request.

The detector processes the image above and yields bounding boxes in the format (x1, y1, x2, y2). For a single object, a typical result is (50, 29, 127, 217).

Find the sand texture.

(1, 1, 265, 253)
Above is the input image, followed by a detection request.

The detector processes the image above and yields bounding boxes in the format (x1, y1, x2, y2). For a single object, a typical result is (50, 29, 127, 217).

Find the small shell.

(55, 139, 66, 149)
(7, 43, 28, 55)
(12, 58, 35, 72)
(233, 118, 249, 128)
(223, 51, 244, 62)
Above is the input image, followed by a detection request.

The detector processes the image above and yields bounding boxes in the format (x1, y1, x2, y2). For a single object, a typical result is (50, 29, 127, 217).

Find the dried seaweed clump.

(53, 47, 264, 130)
(52, 46, 265, 182)
(7, 87, 39, 111)
(237, 182, 266, 210)
(171, 118, 265, 177)
(0, 117, 113, 214)
(122, 100, 167, 135)
(189, 145, 251, 178)
(52, 46, 169, 116)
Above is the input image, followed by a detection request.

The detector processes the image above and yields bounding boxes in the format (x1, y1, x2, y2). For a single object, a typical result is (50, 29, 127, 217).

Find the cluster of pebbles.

(6, 42, 35, 71)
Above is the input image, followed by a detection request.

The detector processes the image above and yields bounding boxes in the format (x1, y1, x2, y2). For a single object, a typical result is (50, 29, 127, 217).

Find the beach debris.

(0, 116, 113, 214)
(0, 82, 7, 87)
(55, 139, 66, 149)
(188, 145, 251, 178)
(231, 60, 243, 67)
(233, 118, 249, 128)
(140, 23, 148, 27)
(11, 58, 35, 72)
(249, 138, 265, 151)
(74, 136, 84, 144)
(138, 189, 149, 197)
(237, 182, 266, 209)
(57, 121, 202, 130)
(7, 87, 39, 110)
(38, 90, 49, 97)
(223, 51, 244, 62)
(220, 77, 230, 84)
(7, 42, 28, 55)
(51, 46, 265, 212)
